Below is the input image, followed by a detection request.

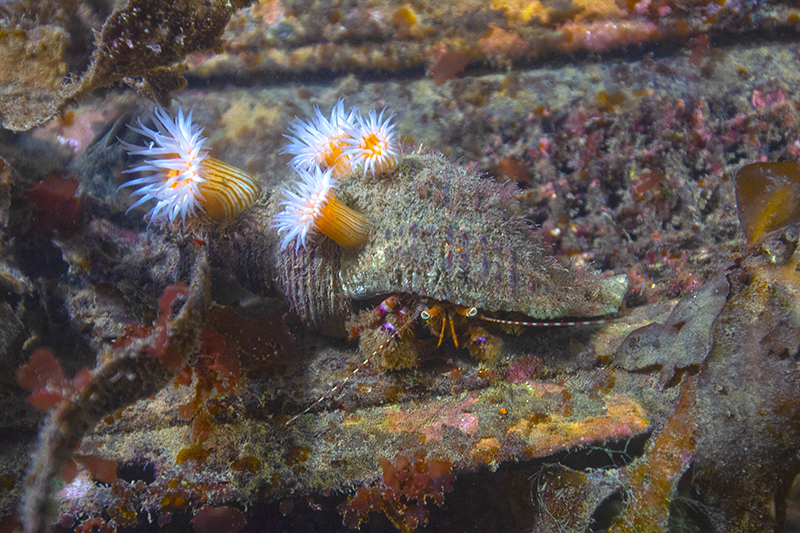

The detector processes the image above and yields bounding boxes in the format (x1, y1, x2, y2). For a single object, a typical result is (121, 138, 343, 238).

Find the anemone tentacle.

(282, 99, 358, 175)
(120, 106, 260, 225)
(343, 107, 399, 177)
(119, 105, 210, 226)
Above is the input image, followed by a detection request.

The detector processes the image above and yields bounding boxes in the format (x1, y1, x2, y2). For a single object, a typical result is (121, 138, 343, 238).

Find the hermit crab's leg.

(286, 305, 423, 425)
(421, 305, 447, 347)
(378, 295, 399, 317)
(448, 311, 459, 349)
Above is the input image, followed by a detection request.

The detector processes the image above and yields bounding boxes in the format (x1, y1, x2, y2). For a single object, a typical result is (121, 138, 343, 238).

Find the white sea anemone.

(272, 166, 369, 251)
(282, 99, 358, 176)
(119, 106, 209, 225)
(120, 106, 260, 225)
(343, 107, 399, 177)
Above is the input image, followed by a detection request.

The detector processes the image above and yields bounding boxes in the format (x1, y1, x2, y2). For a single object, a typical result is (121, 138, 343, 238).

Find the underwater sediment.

(1, 0, 800, 532)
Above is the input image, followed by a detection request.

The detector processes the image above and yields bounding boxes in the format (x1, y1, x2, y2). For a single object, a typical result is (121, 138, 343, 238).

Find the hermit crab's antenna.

(285, 306, 423, 425)
(476, 315, 617, 327)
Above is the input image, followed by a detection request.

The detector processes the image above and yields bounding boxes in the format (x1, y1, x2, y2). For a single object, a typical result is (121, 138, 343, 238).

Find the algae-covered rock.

(0, 0, 247, 132)
(0, 23, 69, 128)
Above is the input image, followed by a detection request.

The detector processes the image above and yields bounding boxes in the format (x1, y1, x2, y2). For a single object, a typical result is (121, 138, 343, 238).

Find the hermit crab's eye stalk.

(344, 107, 399, 177)
(119, 105, 259, 226)
(272, 167, 370, 251)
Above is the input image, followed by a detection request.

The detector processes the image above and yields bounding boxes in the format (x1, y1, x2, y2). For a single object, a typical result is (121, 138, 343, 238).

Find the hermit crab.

(209, 150, 627, 369)
(116, 103, 627, 369)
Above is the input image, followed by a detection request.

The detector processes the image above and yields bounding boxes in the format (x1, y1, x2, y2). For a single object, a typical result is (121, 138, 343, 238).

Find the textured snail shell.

(333, 154, 627, 319)
(211, 153, 626, 336)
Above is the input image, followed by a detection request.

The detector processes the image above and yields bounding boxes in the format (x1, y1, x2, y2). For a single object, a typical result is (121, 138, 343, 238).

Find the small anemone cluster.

(272, 100, 400, 251)
(119, 106, 261, 226)
(282, 99, 399, 178)
(118, 101, 399, 254)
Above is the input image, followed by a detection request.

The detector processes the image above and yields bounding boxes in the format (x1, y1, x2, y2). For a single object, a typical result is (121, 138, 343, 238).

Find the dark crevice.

(668, 465, 713, 533)
(14, 239, 69, 279)
(587, 489, 627, 532)
(630, 363, 663, 375)
(665, 364, 700, 389)
(117, 461, 157, 485)
(556, 432, 651, 471)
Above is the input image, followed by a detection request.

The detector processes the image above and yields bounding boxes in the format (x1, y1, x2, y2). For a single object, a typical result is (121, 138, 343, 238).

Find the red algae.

(493, 156, 531, 184)
(15, 348, 96, 410)
(0, 516, 22, 533)
(0, 474, 14, 492)
(230, 456, 261, 472)
(175, 328, 238, 442)
(286, 445, 311, 465)
(176, 443, 211, 465)
(428, 48, 471, 86)
(16, 348, 66, 393)
(24, 174, 82, 237)
(278, 498, 294, 516)
(73, 455, 118, 485)
(75, 517, 108, 533)
(340, 455, 455, 531)
(15, 348, 68, 409)
(631, 168, 667, 198)
(152, 283, 189, 368)
(191, 505, 245, 533)
(171, 308, 285, 448)
(111, 283, 189, 368)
